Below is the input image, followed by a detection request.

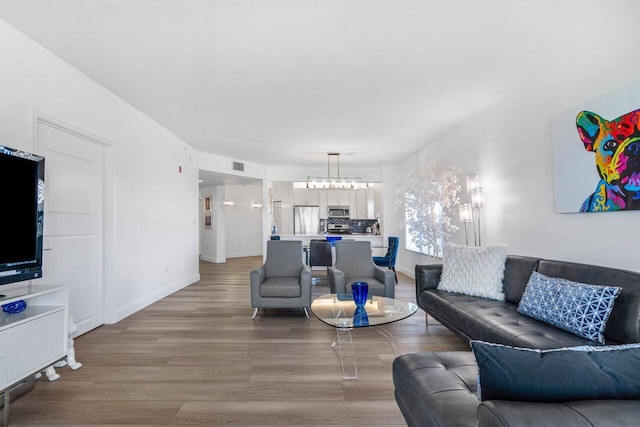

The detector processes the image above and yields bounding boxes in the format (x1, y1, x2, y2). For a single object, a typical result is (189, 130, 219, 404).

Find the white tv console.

(0, 284, 69, 427)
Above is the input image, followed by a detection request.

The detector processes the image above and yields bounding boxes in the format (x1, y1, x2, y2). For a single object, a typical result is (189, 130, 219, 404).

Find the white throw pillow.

(437, 243, 507, 301)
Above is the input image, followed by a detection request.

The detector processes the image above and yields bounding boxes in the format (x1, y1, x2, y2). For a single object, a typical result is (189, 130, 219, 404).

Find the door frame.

(31, 110, 118, 325)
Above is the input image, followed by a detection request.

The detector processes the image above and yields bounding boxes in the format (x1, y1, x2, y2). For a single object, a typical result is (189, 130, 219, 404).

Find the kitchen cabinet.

(349, 192, 357, 218)
(1, 285, 69, 427)
(293, 188, 319, 205)
(326, 190, 349, 206)
(354, 190, 367, 219)
(318, 190, 328, 218)
(272, 182, 293, 235)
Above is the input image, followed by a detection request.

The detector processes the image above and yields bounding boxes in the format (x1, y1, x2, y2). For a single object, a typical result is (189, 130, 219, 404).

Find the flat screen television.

(0, 145, 45, 288)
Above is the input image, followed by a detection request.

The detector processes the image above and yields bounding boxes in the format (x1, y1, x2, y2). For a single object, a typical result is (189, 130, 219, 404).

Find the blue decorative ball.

(2, 300, 27, 314)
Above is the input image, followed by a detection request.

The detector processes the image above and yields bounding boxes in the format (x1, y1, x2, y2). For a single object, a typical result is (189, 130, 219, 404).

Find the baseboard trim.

(112, 273, 200, 323)
(200, 255, 226, 263)
(226, 251, 262, 259)
(397, 265, 415, 279)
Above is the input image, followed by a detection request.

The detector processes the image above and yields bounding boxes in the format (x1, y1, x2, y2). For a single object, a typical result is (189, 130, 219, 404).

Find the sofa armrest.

(300, 265, 312, 305)
(250, 265, 266, 307)
(374, 267, 396, 298)
(250, 265, 266, 285)
(415, 264, 443, 301)
(328, 267, 345, 294)
(300, 265, 312, 287)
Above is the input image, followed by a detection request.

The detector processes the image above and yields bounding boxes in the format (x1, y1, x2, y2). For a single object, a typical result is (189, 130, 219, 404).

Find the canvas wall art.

(552, 80, 640, 213)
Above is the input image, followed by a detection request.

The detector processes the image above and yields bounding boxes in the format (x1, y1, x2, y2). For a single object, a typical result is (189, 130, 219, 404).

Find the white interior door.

(37, 121, 105, 336)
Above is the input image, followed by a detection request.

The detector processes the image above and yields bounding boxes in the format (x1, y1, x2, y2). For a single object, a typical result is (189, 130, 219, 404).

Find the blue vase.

(351, 281, 368, 307)
(353, 306, 369, 327)
(2, 300, 27, 314)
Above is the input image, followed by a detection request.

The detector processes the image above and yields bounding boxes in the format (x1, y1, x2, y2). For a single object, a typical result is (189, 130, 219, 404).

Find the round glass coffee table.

(311, 293, 418, 379)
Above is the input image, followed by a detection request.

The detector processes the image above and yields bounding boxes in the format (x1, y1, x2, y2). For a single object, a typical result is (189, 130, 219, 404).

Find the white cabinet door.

(7, 309, 66, 381)
(366, 187, 375, 218)
(272, 182, 293, 235)
(355, 190, 367, 219)
(318, 190, 328, 218)
(326, 190, 337, 206)
(339, 190, 350, 205)
(328, 190, 349, 206)
(294, 189, 319, 205)
(293, 189, 305, 205)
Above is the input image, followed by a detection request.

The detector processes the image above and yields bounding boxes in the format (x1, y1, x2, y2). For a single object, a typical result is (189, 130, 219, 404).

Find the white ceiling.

(0, 0, 633, 170)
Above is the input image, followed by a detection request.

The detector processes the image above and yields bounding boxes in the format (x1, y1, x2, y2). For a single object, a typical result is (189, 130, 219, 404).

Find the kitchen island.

(278, 234, 387, 260)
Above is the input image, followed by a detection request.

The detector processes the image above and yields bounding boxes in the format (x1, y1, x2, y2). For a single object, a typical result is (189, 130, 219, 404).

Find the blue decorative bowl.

(2, 300, 27, 314)
(326, 236, 343, 246)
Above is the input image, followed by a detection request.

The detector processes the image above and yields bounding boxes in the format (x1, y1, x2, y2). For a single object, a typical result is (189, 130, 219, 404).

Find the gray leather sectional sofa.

(393, 255, 640, 427)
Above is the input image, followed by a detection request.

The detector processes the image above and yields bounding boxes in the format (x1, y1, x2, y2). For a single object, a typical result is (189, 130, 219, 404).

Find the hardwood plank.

(176, 401, 406, 425)
(8, 256, 469, 425)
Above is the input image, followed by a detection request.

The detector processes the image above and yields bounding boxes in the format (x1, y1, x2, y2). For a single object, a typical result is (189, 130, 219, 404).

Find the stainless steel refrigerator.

(294, 205, 320, 235)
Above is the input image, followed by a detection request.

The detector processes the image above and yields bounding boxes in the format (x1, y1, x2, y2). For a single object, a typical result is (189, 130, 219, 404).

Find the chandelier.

(307, 153, 362, 190)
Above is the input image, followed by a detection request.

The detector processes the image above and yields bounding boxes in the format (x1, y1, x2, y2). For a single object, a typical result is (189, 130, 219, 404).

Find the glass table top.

(310, 293, 418, 329)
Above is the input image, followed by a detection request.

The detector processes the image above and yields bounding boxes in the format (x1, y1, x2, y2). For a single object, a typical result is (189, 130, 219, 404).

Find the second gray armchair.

(250, 240, 312, 319)
(328, 240, 395, 298)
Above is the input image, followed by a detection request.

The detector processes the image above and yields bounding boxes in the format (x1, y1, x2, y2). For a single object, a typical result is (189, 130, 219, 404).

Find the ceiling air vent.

(233, 161, 244, 172)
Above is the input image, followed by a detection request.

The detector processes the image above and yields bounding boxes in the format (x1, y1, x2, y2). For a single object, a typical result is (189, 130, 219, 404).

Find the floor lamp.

(459, 203, 472, 245)
(471, 187, 484, 246)
(466, 174, 484, 247)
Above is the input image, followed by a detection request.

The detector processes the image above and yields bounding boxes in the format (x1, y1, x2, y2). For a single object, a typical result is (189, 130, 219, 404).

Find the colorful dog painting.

(576, 109, 640, 212)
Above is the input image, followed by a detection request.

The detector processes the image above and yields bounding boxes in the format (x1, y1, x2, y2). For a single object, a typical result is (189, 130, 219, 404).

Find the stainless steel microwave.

(328, 206, 350, 218)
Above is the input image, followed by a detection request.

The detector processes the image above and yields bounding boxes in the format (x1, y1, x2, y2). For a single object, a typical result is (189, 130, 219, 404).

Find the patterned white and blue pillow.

(517, 271, 621, 344)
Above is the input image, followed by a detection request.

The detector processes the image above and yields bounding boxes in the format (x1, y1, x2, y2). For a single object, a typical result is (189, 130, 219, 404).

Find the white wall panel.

(0, 20, 200, 324)
(395, 72, 640, 276)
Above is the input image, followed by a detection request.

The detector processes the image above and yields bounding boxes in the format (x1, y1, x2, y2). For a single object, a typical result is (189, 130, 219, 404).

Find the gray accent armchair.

(328, 240, 395, 298)
(250, 240, 312, 319)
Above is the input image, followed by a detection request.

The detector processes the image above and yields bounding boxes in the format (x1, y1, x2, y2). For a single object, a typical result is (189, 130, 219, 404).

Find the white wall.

(0, 19, 200, 322)
(199, 151, 265, 181)
(224, 184, 264, 258)
(395, 75, 640, 277)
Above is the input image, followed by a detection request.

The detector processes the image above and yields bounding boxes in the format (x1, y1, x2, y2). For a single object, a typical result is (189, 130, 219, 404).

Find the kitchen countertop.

(277, 235, 387, 260)
(278, 234, 385, 247)
(279, 234, 382, 238)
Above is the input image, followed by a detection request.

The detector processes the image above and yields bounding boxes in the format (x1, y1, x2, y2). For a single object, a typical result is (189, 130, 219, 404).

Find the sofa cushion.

(517, 271, 621, 344)
(438, 243, 507, 301)
(470, 341, 640, 402)
(502, 256, 541, 305)
(477, 400, 640, 427)
(344, 277, 387, 297)
(392, 351, 479, 427)
(421, 289, 605, 349)
(259, 277, 301, 297)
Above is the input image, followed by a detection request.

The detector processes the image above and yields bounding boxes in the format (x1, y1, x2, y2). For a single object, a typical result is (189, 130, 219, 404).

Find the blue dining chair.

(373, 236, 399, 283)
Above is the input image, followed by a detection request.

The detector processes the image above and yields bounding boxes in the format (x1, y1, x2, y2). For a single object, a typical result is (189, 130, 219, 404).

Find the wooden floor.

(9, 257, 469, 426)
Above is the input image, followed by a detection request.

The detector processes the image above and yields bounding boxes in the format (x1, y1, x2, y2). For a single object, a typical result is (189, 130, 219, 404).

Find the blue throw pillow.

(471, 340, 640, 402)
(517, 271, 620, 344)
